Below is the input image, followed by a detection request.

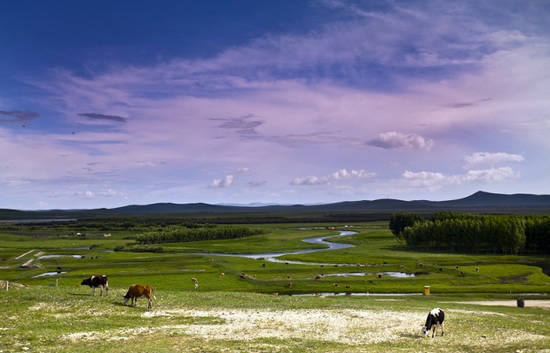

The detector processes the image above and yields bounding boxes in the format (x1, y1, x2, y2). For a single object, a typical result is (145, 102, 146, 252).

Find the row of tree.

(136, 225, 263, 244)
(390, 212, 550, 254)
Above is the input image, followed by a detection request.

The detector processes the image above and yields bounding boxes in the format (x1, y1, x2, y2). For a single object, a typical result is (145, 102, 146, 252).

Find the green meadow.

(0, 221, 549, 352)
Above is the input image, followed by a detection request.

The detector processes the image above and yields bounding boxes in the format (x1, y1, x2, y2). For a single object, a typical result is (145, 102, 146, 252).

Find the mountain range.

(1, 191, 550, 220)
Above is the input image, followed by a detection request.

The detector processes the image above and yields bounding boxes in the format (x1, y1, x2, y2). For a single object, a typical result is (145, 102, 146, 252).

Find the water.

(323, 272, 415, 278)
(67, 246, 91, 250)
(196, 230, 357, 266)
(37, 254, 84, 259)
(292, 292, 423, 297)
(32, 271, 67, 278)
(0, 218, 77, 224)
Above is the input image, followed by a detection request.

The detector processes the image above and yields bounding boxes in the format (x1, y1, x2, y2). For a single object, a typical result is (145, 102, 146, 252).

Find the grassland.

(0, 220, 549, 352)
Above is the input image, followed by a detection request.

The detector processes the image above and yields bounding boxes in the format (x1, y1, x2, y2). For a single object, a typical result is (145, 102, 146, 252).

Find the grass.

(0, 287, 548, 353)
(1, 220, 549, 351)
(1, 221, 549, 295)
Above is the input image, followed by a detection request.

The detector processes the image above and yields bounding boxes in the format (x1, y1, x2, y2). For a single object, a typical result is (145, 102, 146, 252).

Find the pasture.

(0, 220, 549, 352)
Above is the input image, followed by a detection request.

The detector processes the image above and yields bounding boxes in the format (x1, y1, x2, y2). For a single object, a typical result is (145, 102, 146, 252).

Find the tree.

(389, 212, 423, 238)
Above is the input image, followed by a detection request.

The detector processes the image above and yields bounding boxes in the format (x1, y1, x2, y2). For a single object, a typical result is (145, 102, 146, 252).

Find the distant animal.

(422, 308, 445, 338)
(80, 275, 108, 296)
(123, 284, 156, 309)
(287, 282, 292, 288)
(262, 263, 266, 267)
(219, 272, 225, 278)
(191, 277, 199, 289)
(475, 266, 479, 272)
(314, 275, 322, 280)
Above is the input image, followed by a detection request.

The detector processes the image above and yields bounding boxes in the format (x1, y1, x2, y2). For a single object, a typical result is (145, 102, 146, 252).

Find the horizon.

(5, 190, 550, 212)
(2, 1, 550, 209)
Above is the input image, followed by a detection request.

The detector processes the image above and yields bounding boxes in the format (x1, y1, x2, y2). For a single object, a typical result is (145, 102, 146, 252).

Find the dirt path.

(452, 300, 550, 308)
(14, 249, 35, 260)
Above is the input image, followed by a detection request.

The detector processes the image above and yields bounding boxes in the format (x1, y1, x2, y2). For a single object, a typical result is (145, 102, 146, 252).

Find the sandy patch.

(59, 307, 550, 346)
(63, 308, 424, 344)
(447, 309, 508, 317)
(454, 300, 550, 308)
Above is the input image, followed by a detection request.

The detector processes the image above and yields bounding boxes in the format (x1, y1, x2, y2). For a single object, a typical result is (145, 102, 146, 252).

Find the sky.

(1, 0, 550, 209)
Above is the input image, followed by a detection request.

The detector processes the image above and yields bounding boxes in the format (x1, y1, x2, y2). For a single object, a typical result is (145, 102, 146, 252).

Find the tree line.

(136, 225, 264, 244)
(390, 212, 550, 254)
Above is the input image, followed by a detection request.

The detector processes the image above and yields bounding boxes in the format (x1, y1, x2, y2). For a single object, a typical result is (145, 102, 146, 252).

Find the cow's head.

(81, 278, 91, 286)
(421, 326, 429, 336)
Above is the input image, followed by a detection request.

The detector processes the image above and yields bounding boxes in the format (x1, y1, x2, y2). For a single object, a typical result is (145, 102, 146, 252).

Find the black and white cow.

(422, 308, 445, 338)
(81, 275, 109, 296)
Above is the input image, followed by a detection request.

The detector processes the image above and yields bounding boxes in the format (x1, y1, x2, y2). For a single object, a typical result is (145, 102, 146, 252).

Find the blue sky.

(1, 0, 550, 209)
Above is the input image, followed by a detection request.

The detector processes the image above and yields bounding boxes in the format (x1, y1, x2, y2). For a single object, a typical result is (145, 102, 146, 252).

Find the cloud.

(73, 188, 125, 198)
(291, 175, 329, 186)
(237, 167, 250, 173)
(78, 113, 127, 122)
(248, 180, 266, 187)
(445, 98, 492, 109)
(292, 168, 375, 186)
(0, 110, 39, 123)
(403, 166, 518, 189)
(367, 132, 434, 150)
(462, 167, 517, 182)
(464, 152, 524, 168)
(210, 175, 234, 188)
(4, 0, 550, 207)
(211, 115, 263, 136)
(74, 190, 95, 198)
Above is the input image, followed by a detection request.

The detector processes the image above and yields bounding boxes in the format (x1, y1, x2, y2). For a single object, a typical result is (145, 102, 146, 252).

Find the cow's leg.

(441, 322, 444, 336)
(148, 298, 152, 309)
(105, 281, 109, 296)
(99, 285, 103, 297)
(432, 325, 436, 338)
(92, 287, 95, 296)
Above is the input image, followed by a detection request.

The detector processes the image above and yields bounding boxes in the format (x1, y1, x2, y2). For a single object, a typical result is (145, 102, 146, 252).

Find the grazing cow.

(123, 284, 156, 309)
(422, 308, 445, 338)
(191, 277, 199, 289)
(80, 275, 108, 296)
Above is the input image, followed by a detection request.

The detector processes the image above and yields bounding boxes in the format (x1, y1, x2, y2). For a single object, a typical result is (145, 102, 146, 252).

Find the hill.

(1, 191, 550, 220)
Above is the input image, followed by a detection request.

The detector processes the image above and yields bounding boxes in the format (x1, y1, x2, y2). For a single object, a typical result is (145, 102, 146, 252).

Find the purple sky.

(1, 0, 550, 209)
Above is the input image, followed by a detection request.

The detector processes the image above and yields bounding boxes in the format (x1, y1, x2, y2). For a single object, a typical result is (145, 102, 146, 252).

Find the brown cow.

(123, 284, 156, 309)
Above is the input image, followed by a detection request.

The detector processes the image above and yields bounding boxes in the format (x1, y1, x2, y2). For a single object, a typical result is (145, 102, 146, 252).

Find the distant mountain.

(1, 191, 550, 220)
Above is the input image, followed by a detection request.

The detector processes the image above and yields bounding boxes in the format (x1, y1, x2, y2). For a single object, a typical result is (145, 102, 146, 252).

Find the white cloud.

(291, 175, 329, 186)
(292, 168, 375, 186)
(462, 167, 517, 182)
(210, 175, 234, 188)
(367, 132, 434, 150)
(464, 152, 524, 168)
(237, 167, 249, 173)
(403, 167, 518, 189)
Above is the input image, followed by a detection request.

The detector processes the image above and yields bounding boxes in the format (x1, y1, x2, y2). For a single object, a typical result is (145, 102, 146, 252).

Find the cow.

(123, 284, 156, 309)
(422, 308, 445, 338)
(80, 275, 108, 296)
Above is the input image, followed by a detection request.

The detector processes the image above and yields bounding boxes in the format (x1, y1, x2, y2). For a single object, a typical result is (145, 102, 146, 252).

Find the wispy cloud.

(0, 110, 39, 124)
(403, 166, 518, 189)
(367, 131, 434, 150)
(248, 180, 266, 187)
(464, 152, 524, 168)
(210, 175, 234, 188)
(292, 168, 375, 186)
(78, 113, 127, 122)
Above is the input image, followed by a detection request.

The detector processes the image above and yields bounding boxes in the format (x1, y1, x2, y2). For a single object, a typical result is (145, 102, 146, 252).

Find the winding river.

(200, 230, 357, 265)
